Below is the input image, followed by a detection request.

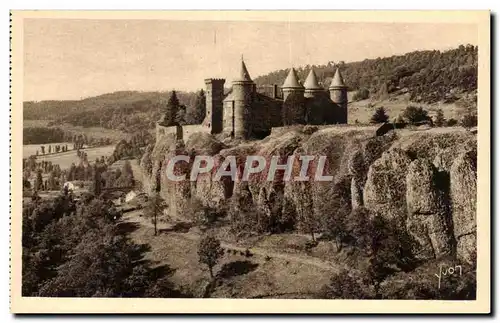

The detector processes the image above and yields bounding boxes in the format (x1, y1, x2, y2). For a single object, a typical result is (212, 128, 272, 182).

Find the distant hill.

(24, 91, 199, 133)
(254, 44, 477, 104)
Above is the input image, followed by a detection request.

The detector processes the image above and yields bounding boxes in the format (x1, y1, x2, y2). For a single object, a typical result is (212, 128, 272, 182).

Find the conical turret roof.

(304, 69, 322, 90)
(330, 68, 346, 88)
(282, 68, 304, 89)
(234, 59, 253, 82)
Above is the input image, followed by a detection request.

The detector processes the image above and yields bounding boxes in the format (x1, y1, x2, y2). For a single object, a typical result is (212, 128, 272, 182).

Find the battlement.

(205, 78, 226, 84)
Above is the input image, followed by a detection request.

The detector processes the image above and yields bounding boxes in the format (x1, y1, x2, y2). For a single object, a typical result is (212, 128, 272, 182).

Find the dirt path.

(121, 212, 339, 272)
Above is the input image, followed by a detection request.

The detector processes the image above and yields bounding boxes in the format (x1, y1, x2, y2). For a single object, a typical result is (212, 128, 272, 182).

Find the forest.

(23, 127, 114, 146)
(24, 90, 204, 133)
(254, 44, 477, 104)
(22, 190, 185, 297)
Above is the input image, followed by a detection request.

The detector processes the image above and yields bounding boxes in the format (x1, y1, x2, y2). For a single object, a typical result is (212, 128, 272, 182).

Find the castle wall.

(305, 92, 338, 125)
(156, 123, 182, 142)
(282, 90, 306, 125)
(251, 93, 283, 135)
(223, 99, 235, 135)
(156, 123, 209, 144)
(182, 124, 209, 142)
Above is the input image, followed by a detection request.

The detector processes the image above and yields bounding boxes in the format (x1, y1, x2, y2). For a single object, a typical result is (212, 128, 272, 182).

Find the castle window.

(208, 123, 211, 128)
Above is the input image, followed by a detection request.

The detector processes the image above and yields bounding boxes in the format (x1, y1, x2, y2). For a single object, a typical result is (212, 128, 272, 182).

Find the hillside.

(24, 90, 200, 133)
(254, 44, 477, 104)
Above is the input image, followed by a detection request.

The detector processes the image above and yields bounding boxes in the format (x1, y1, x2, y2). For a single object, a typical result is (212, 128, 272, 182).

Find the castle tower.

(304, 68, 323, 98)
(304, 68, 328, 124)
(282, 67, 304, 100)
(329, 68, 348, 124)
(204, 78, 226, 134)
(232, 59, 254, 138)
(282, 68, 306, 125)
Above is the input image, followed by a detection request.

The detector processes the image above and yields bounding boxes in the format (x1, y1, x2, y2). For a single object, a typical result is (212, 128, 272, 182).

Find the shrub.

(183, 198, 222, 227)
(353, 88, 370, 101)
(321, 269, 373, 299)
(460, 113, 478, 129)
(402, 105, 431, 124)
(380, 258, 476, 300)
(434, 109, 446, 127)
(446, 118, 458, 127)
(370, 107, 389, 124)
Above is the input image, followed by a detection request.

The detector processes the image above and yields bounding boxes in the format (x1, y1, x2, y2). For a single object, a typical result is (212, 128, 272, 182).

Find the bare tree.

(144, 193, 166, 236)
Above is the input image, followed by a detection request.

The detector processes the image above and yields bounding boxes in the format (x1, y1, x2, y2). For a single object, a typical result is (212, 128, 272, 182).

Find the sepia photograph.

(9, 10, 490, 314)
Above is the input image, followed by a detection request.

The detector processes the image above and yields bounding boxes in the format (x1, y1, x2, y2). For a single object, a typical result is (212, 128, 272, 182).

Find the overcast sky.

(23, 19, 478, 101)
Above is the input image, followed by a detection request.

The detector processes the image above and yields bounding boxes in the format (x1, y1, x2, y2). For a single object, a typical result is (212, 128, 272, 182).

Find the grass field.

(26, 145, 116, 169)
(124, 213, 336, 299)
(347, 92, 468, 124)
(23, 120, 129, 141)
(23, 142, 74, 157)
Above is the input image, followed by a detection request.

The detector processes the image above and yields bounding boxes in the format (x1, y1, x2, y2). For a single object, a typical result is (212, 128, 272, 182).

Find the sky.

(23, 19, 478, 101)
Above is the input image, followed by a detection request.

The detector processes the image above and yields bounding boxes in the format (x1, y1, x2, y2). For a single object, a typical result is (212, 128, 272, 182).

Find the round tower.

(282, 68, 306, 125)
(304, 68, 328, 124)
(304, 68, 323, 99)
(232, 59, 254, 138)
(329, 68, 348, 124)
(282, 67, 304, 101)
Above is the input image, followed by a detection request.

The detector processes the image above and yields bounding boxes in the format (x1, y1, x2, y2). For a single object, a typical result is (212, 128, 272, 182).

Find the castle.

(156, 59, 348, 142)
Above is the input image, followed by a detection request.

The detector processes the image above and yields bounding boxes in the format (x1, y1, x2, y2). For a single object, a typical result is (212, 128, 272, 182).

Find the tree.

(319, 179, 351, 252)
(377, 82, 389, 100)
(197, 233, 224, 279)
(434, 109, 446, 127)
(353, 88, 370, 101)
(295, 180, 319, 241)
(370, 107, 389, 124)
(175, 104, 186, 125)
(34, 169, 43, 191)
(161, 91, 180, 126)
(460, 113, 477, 130)
(145, 193, 166, 236)
(185, 89, 206, 125)
(47, 172, 57, 191)
(402, 106, 430, 124)
(92, 164, 102, 196)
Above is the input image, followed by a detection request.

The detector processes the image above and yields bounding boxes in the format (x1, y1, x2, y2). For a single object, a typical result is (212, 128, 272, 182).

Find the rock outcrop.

(450, 149, 477, 263)
(405, 159, 452, 260)
(145, 126, 478, 261)
(363, 148, 412, 227)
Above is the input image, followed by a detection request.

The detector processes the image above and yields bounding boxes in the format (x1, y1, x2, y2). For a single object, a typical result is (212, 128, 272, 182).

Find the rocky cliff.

(142, 125, 477, 263)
